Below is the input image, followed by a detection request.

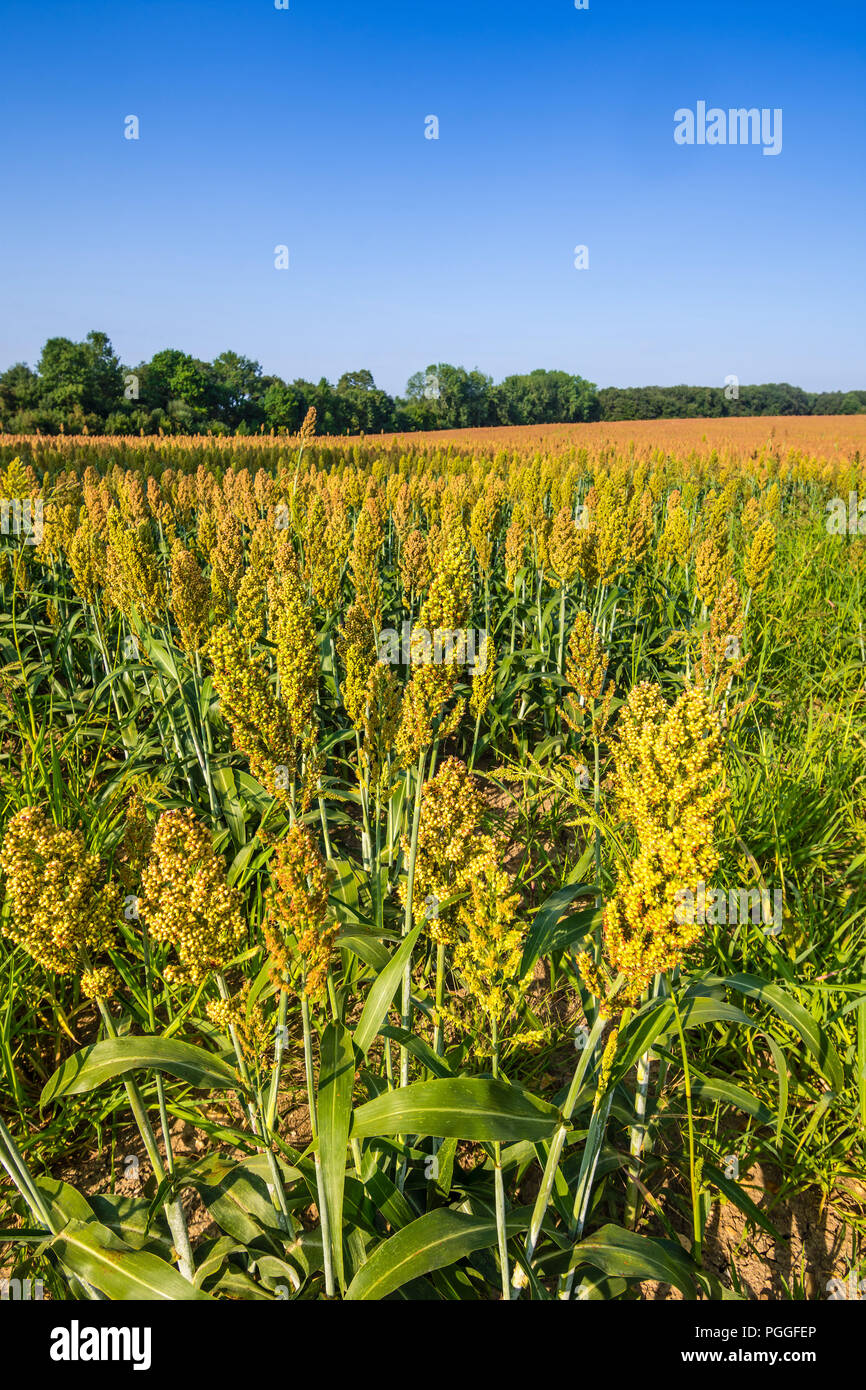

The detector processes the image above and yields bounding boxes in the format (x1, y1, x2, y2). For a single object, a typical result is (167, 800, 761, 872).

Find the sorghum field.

(1, 417, 864, 1303)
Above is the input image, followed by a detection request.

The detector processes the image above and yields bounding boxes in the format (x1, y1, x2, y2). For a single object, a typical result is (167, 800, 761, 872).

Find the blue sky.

(1, 0, 864, 394)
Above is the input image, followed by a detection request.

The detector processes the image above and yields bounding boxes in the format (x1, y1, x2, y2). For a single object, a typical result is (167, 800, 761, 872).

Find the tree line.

(0, 331, 862, 435)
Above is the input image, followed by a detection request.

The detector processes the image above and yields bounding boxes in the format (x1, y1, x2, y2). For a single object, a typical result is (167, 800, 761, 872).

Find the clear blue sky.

(1, 0, 863, 394)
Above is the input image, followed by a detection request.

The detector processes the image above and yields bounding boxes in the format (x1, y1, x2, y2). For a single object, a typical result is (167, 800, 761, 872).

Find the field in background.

(338, 414, 866, 460)
(0, 421, 863, 1302)
(4, 413, 864, 467)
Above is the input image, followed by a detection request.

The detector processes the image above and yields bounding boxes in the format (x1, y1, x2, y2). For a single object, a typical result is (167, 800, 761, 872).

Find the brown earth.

(641, 1163, 864, 1301)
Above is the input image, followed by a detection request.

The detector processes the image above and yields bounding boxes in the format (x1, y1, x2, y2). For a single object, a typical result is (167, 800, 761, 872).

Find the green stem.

(557, 584, 567, 675)
(492, 1019, 510, 1299)
(624, 1048, 652, 1230)
(558, 1087, 615, 1299)
(0, 1115, 105, 1301)
(96, 999, 194, 1280)
(0, 1115, 56, 1233)
(266, 984, 289, 1132)
(400, 747, 427, 1088)
(301, 993, 335, 1297)
(672, 992, 702, 1261)
(432, 941, 447, 1061)
(214, 973, 291, 1228)
(469, 709, 482, 770)
(510, 1012, 606, 1297)
(317, 780, 333, 859)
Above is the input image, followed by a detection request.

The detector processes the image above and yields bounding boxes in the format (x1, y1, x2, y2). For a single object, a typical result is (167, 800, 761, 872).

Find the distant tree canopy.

(0, 332, 862, 435)
(595, 382, 866, 419)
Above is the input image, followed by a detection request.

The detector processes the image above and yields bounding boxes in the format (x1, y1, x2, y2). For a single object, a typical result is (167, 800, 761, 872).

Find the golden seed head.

(139, 809, 245, 987)
(743, 520, 776, 593)
(0, 806, 121, 976)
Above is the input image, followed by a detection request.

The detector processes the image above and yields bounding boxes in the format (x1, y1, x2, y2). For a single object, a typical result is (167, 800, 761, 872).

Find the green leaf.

(703, 1163, 780, 1241)
(379, 1026, 453, 1078)
(191, 1157, 290, 1251)
(253, 1253, 305, 1296)
(686, 1072, 774, 1126)
(364, 1169, 418, 1232)
(211, 766, 246, 848)
(613, 993, 757, 1084)
(210, 1268, 276, 1300)
(318, 1021, 356, 1291)
(328, 858, 363, 913)
(141, 636, 182, 689)
(764, 1034, 789, 1143)
(227, 836, 267, 888)
(351, 1078, 559, 1143)
(521, 884, 599, 977)
(334, 929, 391, 973)
(32, 1175, 178, 1261)
(192, 1235, 245, 1290)
(41, 1037, 240, 1106)
(345, 1205, 533, 1300)
(49, 1218, 212, 1301)
(712, 973, 844, 1093)
(433, 1136, 459, 1197)
(354, 925, 422, 1056)
(570, 1223, 697, 1298)
(240, 1153, 305, 1188)
(88, 1194, 174, 1256)
(33, 1176, 95, 1227)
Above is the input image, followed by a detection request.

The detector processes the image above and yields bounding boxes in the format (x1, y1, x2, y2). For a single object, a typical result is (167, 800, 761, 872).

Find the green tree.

(36, 330, 124, 419)
(495, 369, 599, 424)
(137, 350, 190, 410)
(0, 363, 40, 419)
(335, 370, 395, 432)
(262, 380, 310, 433)
(210, 351, 265, 428)
(402, 364, 496, 429)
